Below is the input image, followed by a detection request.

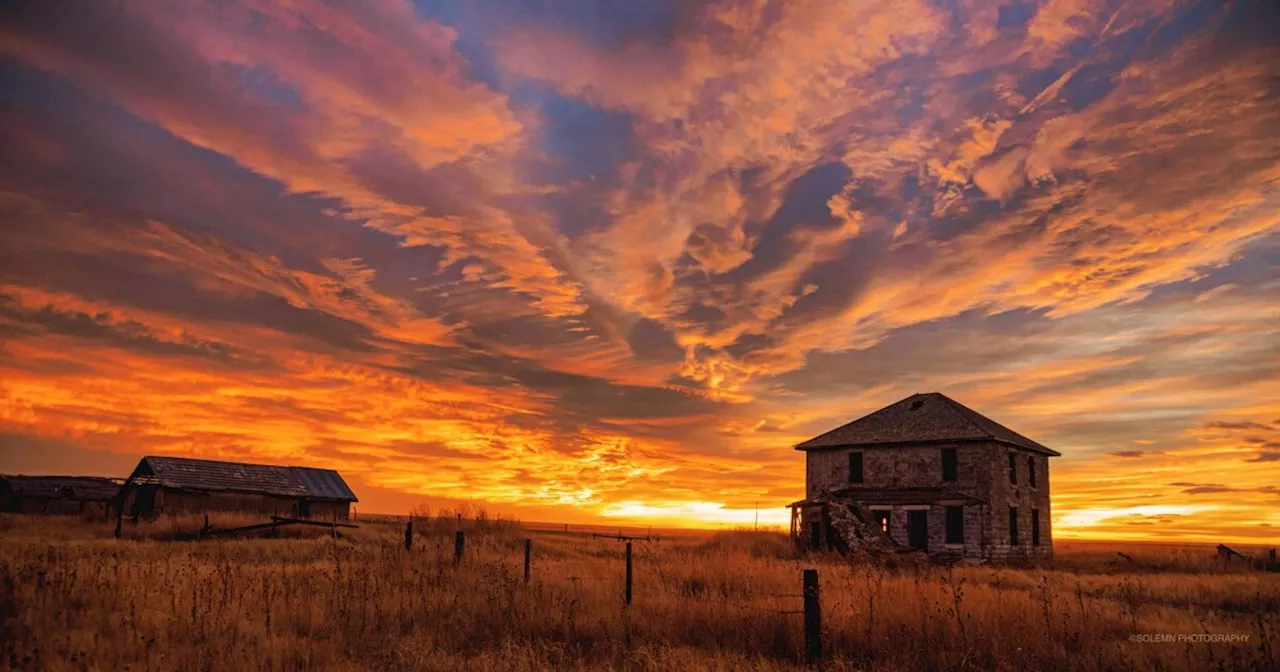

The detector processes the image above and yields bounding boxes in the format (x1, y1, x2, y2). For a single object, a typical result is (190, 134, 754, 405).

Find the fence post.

(804, 568, 822, 664)
(524, 538, 532, 584)
(405, 519, 414, 550)
(625, 541, 633, 606)
(454, 530, 465, 566)
(114, 509, 123, 539)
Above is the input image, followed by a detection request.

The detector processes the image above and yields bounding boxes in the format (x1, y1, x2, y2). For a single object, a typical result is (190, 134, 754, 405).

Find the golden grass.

(1, 513, 1276, 671)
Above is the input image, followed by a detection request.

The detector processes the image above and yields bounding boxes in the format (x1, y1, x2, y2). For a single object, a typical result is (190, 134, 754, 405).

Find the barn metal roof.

(288, 467, 358, 501)
(0, 475, 120, 501)
(133, 456, 358, 501)
(794, 392, 1060, 456)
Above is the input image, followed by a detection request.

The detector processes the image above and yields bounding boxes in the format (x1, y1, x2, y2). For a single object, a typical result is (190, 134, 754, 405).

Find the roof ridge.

(145, 455, 318, 471)
(929, 393, 1000, 439)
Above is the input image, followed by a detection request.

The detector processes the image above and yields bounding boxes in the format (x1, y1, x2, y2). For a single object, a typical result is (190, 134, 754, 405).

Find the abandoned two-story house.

(788, 392, 1058, 562)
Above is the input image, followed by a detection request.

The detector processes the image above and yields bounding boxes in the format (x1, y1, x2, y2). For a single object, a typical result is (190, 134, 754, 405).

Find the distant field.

(1, 512, 1276, 671)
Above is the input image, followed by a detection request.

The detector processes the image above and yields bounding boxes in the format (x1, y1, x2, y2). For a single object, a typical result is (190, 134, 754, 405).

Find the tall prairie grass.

(0, 513, 1275, 671)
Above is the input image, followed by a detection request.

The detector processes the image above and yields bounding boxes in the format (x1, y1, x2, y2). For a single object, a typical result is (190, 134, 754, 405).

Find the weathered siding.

(307, 500, 351, 521)
(4, 498, 113, 517)
(122, 487, 353, 520)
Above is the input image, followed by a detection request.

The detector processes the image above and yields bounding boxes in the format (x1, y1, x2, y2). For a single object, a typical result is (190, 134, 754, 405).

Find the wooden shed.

(0, 475, 121, 516)
(119, 456, 358, 520)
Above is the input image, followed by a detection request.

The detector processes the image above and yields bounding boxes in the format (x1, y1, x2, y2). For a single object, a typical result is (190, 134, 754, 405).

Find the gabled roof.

(0, 475, 121, 501)
(129, 456, 358, 501)
(795, 392, 1060, 456)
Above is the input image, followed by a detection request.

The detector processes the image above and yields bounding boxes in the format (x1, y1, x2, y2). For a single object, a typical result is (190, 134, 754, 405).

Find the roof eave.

(795, 437, 1061, 456)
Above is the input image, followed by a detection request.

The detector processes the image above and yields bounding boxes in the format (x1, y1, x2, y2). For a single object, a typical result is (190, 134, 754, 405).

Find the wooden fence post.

(404, 519, 413, 550)
(524, 538, 532, 584)
(624, 541, 633, 606)
(114, 509, 123, 539)
(454, 530, 465, 566)
(804, 568, 822, 664)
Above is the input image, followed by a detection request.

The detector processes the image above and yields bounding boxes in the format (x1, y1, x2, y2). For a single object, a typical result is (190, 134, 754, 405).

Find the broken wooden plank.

(269, 516, 358, 529)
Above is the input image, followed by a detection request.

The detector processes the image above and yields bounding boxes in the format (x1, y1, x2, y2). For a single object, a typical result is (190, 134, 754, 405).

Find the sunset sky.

(0, 0, 1277, 542)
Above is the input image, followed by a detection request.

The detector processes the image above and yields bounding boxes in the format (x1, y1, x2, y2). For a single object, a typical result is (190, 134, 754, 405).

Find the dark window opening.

(848, 451, 863, 484)
(874, 510, 890, 535)
(941, 448, 957, 482)
(1031, 509, 1041, 547)
(945, 506, 964, 544)
(809, 521, 822, 550)
(1028, 457, 1037, 488)
(1009, 507, 1019, 546)
(1008, 452, 1017, 485)
(907, 510, 928, 550)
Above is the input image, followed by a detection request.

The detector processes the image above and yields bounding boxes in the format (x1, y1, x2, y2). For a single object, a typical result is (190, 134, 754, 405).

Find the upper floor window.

(941, 448, 957, 482)
(1028, 457, 1037, 488)
(1008, 452, 1017, 485)
(848, 451, 863, 484)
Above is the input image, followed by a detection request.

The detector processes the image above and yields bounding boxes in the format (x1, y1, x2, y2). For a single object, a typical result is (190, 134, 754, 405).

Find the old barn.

(119, 456, 358, 520)
(0, 475, 121, 516)
(789, 392, 1059, 562)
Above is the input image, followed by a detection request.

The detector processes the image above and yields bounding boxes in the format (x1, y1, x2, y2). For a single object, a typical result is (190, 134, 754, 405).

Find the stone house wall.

(802, 441, 1052, 561)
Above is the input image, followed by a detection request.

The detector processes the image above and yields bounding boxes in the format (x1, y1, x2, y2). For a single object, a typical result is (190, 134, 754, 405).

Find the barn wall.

(307, 500, 351, 521)
(6, 497, 113, 517)
(158, 490, 303, 516)
(122, 486, 352, 520)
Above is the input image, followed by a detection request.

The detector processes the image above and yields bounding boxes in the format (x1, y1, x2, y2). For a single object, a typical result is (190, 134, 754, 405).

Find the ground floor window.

(907, 509, 928, 550)
(873, 510, 890, 534)
(945, 506, 964, 544)
(1008, 507, 1019, 546)
(1031, 508, 1040, 546)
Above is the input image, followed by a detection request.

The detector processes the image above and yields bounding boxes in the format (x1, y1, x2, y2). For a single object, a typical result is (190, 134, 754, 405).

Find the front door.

(907, 510, 928, 550)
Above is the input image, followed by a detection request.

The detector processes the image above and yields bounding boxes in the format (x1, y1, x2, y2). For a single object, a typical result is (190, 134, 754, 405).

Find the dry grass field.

(1, 512, 1276, 671)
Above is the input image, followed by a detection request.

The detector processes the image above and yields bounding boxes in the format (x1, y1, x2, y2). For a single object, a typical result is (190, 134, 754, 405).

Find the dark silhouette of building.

(0, 475, 121, 517)
(789, 392, 1058, 561)
(119, 456, 357, 520)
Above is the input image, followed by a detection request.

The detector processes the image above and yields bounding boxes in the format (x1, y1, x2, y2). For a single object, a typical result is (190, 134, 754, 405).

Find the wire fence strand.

(722, 600, 805, 615)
